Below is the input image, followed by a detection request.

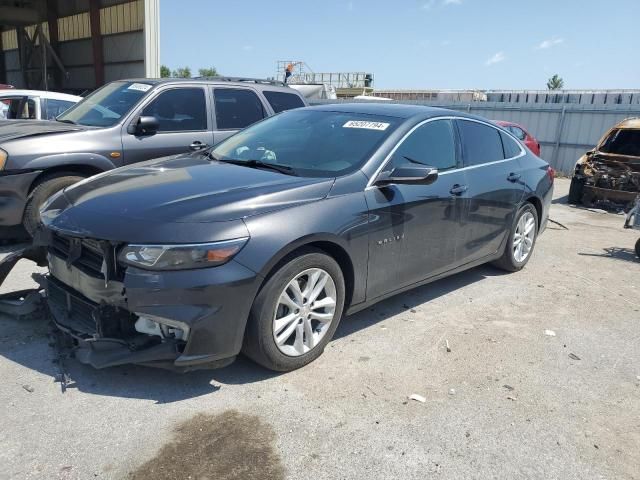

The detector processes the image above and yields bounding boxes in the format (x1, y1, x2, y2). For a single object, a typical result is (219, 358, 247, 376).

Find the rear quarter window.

(500, 131, 523, 158)
(263, 91, 305, 113)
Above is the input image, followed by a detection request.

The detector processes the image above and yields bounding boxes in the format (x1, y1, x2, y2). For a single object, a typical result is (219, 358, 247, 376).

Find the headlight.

(118, 238, 248, 271)
(0, 148, 7, 170)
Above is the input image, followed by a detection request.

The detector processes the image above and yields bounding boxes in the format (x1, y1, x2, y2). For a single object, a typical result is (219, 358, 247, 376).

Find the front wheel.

(243, 249, 345, 371)
(635, 238, 640, 259)
(493, 203, 539, 272)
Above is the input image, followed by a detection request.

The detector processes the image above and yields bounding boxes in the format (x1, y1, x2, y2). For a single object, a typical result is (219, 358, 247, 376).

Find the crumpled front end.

(22, 226, 261, 371)
(572, 154, 640, 210)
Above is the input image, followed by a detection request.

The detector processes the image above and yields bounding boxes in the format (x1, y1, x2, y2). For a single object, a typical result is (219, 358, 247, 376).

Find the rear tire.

(243, 248, 345, 371)
(493, 203, 539, 272)
(23, 173, 85, 236)
(568, 176, 584, 205)
(635, 238, 640, 259)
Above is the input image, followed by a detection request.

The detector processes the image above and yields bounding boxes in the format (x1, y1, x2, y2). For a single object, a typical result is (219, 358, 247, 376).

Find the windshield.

(211, 110, 400, 177)
(599, 129, 640, 157)
(57, 81, 153, 127)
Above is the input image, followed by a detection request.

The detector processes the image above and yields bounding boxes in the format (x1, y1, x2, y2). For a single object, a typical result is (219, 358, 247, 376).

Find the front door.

(365, 119, 468, 300)
(121, 86, 213, 165)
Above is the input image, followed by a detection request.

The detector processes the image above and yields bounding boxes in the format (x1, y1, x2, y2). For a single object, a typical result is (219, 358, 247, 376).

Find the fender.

(20, 152, 116, 172)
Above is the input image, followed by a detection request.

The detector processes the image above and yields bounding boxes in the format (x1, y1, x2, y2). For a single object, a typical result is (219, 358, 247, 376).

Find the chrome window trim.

(366, 115, 525, 188)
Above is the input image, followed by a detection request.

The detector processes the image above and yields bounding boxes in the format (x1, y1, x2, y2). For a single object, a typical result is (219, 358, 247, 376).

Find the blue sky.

(160, 0, 640, 90)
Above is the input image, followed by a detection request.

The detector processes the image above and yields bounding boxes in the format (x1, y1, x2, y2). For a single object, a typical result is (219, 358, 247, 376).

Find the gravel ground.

(0, 178, 638, 480)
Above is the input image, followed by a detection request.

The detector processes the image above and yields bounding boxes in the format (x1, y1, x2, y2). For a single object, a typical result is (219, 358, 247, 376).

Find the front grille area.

(48, 233, 122, 280)
(47, 277, 98, 336)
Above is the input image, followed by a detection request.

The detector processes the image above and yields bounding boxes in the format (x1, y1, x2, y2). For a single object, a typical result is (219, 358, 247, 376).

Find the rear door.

(121, 86, 212, 165)
(211, 87, 267, 145)
(456, 119, 525, 265)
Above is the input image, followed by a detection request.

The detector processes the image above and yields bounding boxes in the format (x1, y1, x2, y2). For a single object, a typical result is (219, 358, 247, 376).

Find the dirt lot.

(0, 178, 638, 480)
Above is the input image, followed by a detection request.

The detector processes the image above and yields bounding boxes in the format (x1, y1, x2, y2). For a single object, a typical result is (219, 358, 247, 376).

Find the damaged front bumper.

(0, 229, 261, 371)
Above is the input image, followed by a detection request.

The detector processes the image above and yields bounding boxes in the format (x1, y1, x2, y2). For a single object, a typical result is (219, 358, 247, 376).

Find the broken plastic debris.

(448, 388, 456, 396)
(22, 384, 34, 393)
(568, 353, 581, 361)
(445, 339, 451, 352)
(544, 330, 556, 336)
(408, 394, 426, 403)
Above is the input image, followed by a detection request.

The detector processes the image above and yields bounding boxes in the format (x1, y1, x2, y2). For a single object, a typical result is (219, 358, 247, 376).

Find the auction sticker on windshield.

(343, 120, 390, 131)
(127, 83, 152, 92)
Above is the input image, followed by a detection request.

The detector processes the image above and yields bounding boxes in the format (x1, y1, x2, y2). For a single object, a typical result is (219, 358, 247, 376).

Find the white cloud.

(421, 0, 436, 10)
(535, 37, 564, 50)
(485, 51, 506, 66)
(443, 0, 462, 4)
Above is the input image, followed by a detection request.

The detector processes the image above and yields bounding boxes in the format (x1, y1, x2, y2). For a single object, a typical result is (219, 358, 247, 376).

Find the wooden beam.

(89, 0, 104, 87)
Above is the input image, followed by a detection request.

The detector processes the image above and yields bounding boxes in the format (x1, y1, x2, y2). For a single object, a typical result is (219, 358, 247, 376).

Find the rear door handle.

(189, 141, 208, 151)
(450, 184, 468, 196)
(507, 172, 522, 182)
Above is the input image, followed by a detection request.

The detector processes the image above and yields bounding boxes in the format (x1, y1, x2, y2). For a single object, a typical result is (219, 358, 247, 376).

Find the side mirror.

(376, 164, 439, 186)
(134, 115, 159, 136)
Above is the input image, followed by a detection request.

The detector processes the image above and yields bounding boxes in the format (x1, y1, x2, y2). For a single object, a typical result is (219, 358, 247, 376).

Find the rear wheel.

(23, 173, 85, 236)
(243, 248, 345, 371)
(493, 203, 539, 272)
(568, 176, 585, 205)
(635, 238, 640, 259)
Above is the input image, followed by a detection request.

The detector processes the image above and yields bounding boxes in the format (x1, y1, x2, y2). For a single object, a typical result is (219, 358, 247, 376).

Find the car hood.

(45, 154, 334, 237)
(0, 119, 87, 143)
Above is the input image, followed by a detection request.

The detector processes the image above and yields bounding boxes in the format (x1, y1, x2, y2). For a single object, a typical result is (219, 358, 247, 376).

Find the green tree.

(198, 67, 218, 77)
(160, 65, 171, 78)
(172, 66, 192, 78)
(546, 74, 564, 90)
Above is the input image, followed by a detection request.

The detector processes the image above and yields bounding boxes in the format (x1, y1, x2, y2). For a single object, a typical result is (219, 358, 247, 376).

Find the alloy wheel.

(272, 268, 337, 356)
(513, 211, 536, 263)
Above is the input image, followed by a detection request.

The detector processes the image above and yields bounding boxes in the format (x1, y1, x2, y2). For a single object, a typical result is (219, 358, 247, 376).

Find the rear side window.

(458, 120, 504, 166)
(141, 88, 207, 132)
(2, 96, 36, 119)
(500, 131, 523, 158)
(214, 88, 265, 130)
(41, 98, 75, 119)
(263, 91, 305, 113)
(392, 119, 457, 170)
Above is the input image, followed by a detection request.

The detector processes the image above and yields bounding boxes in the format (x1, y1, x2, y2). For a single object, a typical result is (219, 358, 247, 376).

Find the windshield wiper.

(215, 158, 297, 176)
(56, 118, 76, 125)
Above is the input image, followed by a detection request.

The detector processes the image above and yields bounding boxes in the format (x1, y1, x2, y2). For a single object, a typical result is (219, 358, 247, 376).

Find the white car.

(0, 90, 82, 121)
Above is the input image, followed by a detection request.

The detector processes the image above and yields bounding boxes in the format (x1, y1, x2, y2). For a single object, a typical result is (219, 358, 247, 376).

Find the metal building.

(0, 0, 160, 94)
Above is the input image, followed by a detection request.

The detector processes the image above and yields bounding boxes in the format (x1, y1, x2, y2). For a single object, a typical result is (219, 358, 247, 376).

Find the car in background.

(8, 104, 553, 372)
(0, 77, 307, 236)
(568, 118, 640, 210)
(496, 121, 541, 156)
(0, 84, 14, 90)
(0, 90, 81, 121)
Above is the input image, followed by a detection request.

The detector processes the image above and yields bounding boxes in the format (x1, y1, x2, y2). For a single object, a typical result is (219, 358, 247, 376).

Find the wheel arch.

(28, 164, 105, 193)
(257, 234, 356, 310)
(523, 195, 543, 229)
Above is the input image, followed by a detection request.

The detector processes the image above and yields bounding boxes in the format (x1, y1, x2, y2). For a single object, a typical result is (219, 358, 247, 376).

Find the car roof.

(117, 77, 298, 93)
(614, 117, 640, 130)
(0, 89, 82, 101)
(304, 102, 485, 121)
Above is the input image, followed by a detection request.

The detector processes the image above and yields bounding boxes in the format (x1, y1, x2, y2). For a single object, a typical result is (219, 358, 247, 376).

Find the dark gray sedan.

(16, 103, 553, 372)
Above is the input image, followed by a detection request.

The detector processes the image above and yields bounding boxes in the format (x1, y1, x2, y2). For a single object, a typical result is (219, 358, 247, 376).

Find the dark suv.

(0, 77, 307, 236)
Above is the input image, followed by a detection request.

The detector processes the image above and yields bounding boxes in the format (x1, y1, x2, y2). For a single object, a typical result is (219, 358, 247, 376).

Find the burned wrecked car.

(569, 118, 640, 210)
(0, 104, 553, 372)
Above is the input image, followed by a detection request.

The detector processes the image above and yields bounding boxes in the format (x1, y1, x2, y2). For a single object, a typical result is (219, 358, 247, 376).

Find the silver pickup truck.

(0, 77, 307, 236)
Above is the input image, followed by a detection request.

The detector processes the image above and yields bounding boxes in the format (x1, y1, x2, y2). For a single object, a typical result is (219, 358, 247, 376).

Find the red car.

(496, 121, 541, 156)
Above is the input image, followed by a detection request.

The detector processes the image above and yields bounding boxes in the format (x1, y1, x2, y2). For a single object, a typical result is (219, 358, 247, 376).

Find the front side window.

(599, 129, 640, 157)
(458, 120, 505, 166)
(141, 88, 207, 132)
(57, 81, 153, 127)
(391, 119, 457, 171)
(41, 98, 75, 120)
(211, 110, 400, 177)
(214, 88, 265, 130)
(263, 91, 305, 113)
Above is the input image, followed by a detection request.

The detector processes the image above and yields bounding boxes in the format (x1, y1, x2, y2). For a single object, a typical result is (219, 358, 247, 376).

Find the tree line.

(160, 65, 218, 78)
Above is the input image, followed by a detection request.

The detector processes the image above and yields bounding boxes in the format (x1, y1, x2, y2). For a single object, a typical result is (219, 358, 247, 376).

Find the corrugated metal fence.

(310, 100, 640, 175)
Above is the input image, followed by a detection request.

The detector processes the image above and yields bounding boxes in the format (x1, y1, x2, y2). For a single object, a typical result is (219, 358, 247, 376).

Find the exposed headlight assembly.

(0, 148, 7, 170)
(118, 238, 248, 271)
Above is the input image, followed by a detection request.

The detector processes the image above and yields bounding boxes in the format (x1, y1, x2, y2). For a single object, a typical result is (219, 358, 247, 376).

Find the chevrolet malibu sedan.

(19, 104, 553, 372)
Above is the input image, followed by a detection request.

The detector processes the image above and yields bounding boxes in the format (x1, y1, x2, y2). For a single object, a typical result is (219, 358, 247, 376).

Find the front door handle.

(507, 172, 522, 182)
(450, 184, 468, 196)
(189, 141, 208, 151)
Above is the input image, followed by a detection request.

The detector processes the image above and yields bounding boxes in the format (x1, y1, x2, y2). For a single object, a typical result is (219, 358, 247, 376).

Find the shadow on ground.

(578, 247, 639, 263)
(0, 264, 503, 402)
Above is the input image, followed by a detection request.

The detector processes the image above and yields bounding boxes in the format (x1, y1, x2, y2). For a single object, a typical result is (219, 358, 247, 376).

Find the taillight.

(547, 165, 555, 183)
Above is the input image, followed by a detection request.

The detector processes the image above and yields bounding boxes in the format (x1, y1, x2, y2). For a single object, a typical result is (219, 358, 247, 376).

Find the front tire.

(243, 248, 345, 371)
(635, 238, 640, 259)
(23, 173, 85, 236)
(493, 203, 539, 272)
